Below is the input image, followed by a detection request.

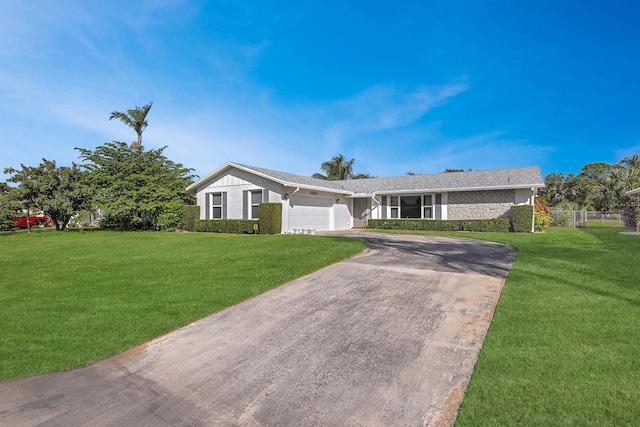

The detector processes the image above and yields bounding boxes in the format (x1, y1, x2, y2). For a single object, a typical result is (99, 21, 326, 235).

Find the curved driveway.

(0, 232, 516, 426)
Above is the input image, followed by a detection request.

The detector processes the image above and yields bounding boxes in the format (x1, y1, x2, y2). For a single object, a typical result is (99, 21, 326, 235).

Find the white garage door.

(288, 195, 332, 231)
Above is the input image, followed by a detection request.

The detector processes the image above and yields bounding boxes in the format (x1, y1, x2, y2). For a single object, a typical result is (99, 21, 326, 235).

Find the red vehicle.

(11, 216, 51, 228)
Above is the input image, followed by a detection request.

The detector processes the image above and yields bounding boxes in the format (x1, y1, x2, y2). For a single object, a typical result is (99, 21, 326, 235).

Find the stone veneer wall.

(447, 189, 515, 220)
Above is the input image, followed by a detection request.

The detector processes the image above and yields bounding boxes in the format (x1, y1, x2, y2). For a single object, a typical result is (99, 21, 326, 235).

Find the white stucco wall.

(195, 168, 284, 219)
(515, 188, 534, 205)
(334, 199, 352, 230)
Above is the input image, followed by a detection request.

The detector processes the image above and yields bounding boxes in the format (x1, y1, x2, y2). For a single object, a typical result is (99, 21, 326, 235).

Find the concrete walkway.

(0, 232, 516, 426)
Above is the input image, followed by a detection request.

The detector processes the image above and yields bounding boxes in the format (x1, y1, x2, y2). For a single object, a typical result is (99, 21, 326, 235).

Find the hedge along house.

(186, 162, 545, 233)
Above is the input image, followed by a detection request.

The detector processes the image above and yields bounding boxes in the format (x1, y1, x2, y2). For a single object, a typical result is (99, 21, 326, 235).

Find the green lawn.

(3, 226, 639, 425)
(456, 225, 640, 426)
(0, 230, 365, 381)
(373, 225, 639, 426)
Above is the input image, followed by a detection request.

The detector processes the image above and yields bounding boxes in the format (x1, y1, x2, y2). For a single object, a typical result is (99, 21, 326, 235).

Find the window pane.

(401, 196, 421, 218)
(212, 193, 222, 205)
(423, 206, 433, 219)
(424, 195, 432, 206)
(251, 191, 262, 204)
(251, 205, 259, 219)
(391, 207, 399, 218)
(390, 196, 399, 206)
(212, 207, 222, 219)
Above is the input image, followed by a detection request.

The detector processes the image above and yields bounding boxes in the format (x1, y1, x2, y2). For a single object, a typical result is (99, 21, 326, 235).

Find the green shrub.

(550, 209, 573, 227)
(157, 202, 184, 231)
(461, 218, 511, 232)
(510, 205, 533, 232)
(534, 203, 551, 232)
(258, 203, 282, 234)
(195, 219, 258, 234)
(181, 205, 200, 231)
(367, 218, 510, 232)
(0, 198, 14, 232)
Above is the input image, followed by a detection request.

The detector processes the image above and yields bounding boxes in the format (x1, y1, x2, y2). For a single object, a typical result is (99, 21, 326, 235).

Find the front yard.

(2, 225, 639, 425)
(439, 225, 638, 426)
(0, 230, 365, 380)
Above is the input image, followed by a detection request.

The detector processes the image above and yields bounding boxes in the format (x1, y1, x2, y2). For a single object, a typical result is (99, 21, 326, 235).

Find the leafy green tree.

(592, 154, 640, 213)
(312, 154, 373, 180)
(352, 172, 375, 179)
(0, 182, 15, 231)
(4, 159, 93, 231)
(76, 142, 196, 230)
(109, 102, 153, 151)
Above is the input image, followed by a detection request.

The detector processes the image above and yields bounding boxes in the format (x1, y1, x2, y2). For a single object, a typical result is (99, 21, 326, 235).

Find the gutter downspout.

(531, 188, 535, 233)
(370, 192, 381, 224)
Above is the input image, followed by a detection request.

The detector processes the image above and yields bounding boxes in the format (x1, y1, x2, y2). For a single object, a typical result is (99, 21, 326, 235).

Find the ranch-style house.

(186, 162, 546, 233)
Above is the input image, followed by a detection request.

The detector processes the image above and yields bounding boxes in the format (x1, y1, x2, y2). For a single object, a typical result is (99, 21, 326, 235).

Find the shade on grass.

(0, 230, 365, 380)
(447, 226, 638, 426)
(369, 225, 639, 425)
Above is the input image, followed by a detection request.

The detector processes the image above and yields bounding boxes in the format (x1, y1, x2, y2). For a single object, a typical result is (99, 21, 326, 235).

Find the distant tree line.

(537, 154, 639, 212)
(537, 154, 639, 227)
(1, 103, 196, 232)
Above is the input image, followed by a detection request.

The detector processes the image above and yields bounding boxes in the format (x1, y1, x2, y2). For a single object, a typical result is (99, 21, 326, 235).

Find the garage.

(287, 195, 332, 231)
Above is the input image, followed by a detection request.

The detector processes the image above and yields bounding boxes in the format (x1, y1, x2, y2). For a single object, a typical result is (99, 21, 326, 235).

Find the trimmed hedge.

(367, 218, 510, 232)
(510, 205, 534, 232)
(195, 219, 258, 234)
(460, 219, 510, 232)
(181, 205, 200, 231)
(258, 203, 282, 235)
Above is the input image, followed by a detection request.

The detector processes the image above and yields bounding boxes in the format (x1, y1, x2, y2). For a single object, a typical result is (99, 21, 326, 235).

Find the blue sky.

(2, 1, 639, 182)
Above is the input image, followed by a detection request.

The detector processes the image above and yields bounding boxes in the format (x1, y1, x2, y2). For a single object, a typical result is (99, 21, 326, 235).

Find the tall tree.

(76, 142, 196, 230)
(4, 159, 93, 231)
(619, 153, 640, 169)
(313, 154, 355, 180)
(0, 182, 15, 231)
(592, 154, 640, 212)
(312, 154, 372, 180)
(109, 102, 153, 150)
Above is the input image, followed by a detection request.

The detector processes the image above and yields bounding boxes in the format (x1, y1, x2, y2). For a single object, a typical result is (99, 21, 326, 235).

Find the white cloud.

(330, 79, 468, 132)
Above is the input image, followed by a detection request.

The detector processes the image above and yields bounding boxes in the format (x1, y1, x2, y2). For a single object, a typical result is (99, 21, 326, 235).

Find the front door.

(353, 198, 369, 228)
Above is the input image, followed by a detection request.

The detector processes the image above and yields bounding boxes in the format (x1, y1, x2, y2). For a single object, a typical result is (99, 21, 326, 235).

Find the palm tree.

(619, 153, 639, 169)
(312, 154, 356, 180)
(109, 102, 153, 150)
(593, 165, 640, 211)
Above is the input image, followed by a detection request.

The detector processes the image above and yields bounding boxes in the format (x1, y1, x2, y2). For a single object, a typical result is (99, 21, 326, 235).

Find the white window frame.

(423, 195, 434, 219)
(386, 194, 436, 219)
(250, 190, 262, 219)
(211, 192, 223, 219)
(389, 196, 400, 218)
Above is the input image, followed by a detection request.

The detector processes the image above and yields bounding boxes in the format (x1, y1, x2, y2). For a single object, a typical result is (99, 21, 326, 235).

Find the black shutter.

(435, 194, 442, 220)
(262, 189, 269, 202)
(243, 190, 248, 219)
(205, 193, 210, 219)
(222, 192, 227, 219)
(381, 196, 388, 219)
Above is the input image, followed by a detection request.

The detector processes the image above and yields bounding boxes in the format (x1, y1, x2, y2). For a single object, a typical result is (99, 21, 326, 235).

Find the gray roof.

(233, 163, 350, 191)
(338, 166, 545, 194)
(188, 162, 545, 195)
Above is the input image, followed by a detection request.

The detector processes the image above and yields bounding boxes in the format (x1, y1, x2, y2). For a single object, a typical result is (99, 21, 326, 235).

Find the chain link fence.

(550, 209, 588, 227)
(587, 211, 623, 226)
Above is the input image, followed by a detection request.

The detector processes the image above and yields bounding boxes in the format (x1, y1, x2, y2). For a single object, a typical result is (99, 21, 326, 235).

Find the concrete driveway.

(0, 232, 516, 426)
